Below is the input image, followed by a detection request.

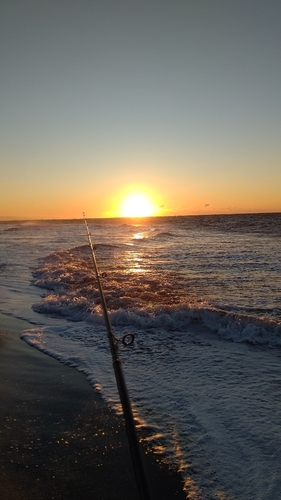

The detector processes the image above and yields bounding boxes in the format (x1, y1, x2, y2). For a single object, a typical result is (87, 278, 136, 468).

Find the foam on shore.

(0, 313, 185, 500)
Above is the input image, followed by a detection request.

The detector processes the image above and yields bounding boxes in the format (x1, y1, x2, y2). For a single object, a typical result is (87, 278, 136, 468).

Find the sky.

(1, 0, 281, 219)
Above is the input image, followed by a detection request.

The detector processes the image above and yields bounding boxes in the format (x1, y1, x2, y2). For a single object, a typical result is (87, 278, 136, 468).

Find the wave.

(30, 243, 281, 349)
(73, 243, 120, 252)
(32, 287, 281, 349)
(152, 231, 180, 240)
(0, 263, 7, 273)
(105, 305, 281, 347)
(0, 226, 21, 234)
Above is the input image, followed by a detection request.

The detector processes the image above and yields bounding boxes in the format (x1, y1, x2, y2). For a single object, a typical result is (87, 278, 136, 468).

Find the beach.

(0, 313, 185, 500)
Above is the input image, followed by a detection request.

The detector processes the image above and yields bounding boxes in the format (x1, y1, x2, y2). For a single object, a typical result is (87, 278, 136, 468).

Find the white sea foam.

(21, 317, 281, 500)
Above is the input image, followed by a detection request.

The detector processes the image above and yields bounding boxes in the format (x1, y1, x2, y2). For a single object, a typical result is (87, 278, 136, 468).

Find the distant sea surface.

(1, 213, 281, 499)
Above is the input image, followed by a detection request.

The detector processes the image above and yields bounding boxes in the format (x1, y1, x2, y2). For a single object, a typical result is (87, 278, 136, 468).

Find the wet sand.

(0, 314, 185, 500)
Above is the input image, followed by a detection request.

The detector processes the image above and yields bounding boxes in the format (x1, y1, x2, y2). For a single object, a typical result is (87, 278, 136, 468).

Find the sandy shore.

(0, 313, 185, 500)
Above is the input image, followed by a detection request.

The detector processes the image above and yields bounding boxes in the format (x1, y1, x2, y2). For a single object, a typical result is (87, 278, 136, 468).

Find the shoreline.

(0, 313, 185, 500)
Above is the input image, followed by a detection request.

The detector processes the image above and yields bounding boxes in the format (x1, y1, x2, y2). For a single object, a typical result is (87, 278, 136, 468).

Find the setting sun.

(120, 193, 156, 217)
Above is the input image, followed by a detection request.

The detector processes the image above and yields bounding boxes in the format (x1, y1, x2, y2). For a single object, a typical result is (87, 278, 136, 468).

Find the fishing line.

(83, 214, 152, 500)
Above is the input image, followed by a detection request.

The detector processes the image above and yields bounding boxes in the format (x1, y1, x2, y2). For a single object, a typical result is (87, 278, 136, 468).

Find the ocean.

(1, 213, 281, 500)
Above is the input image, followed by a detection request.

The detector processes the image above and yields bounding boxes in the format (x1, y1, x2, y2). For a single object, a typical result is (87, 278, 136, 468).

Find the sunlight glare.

(120, 193, 156, 217)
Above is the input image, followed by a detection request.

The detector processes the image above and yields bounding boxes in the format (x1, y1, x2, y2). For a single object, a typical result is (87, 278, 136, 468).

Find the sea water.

(0, 214, 281, 499)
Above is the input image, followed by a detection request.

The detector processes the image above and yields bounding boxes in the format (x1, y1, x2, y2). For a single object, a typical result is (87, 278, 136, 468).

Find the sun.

(120, 193, 156, 217)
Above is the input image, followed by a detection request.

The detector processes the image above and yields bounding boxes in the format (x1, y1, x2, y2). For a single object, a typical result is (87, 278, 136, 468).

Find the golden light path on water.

(124, 235, 148, 274)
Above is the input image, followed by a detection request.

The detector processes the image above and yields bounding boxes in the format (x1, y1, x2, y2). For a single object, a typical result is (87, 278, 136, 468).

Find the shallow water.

(1, 214, 281, 499)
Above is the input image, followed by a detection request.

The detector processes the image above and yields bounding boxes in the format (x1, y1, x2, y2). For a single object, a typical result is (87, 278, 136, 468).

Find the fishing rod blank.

(83, 217, 152, 500)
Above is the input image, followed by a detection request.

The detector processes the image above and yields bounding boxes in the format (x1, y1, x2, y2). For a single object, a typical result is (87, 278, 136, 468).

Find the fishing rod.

(83, 215, 152, 500)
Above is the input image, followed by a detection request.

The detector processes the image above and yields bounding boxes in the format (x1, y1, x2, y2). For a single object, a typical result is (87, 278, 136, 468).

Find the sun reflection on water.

(124, 248, 148, 274)
(133, 232, 145, 239)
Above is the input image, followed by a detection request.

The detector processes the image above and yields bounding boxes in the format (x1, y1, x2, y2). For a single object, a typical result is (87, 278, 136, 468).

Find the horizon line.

(1, 210, 281, 223)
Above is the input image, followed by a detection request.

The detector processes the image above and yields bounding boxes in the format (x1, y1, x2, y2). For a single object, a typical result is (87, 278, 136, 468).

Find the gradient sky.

(1, 0, 281, 219)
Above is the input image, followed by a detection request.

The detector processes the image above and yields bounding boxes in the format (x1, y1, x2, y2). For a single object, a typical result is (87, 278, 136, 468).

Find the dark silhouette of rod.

(83, 216, 152, 500)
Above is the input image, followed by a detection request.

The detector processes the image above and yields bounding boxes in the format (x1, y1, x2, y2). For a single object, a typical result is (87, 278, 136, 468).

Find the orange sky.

(1, 1, 281, 219)
(1, 165, 280, 220)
